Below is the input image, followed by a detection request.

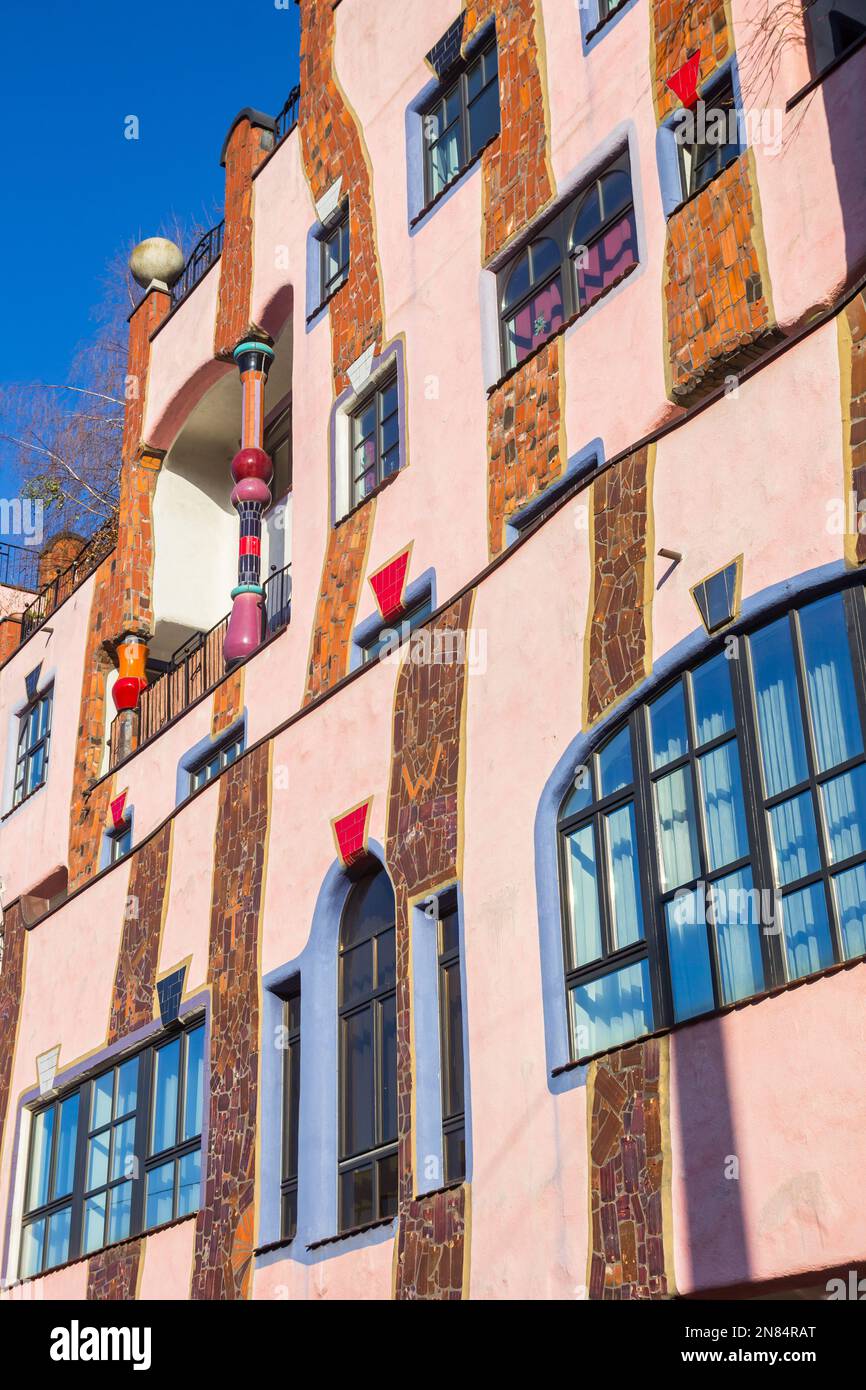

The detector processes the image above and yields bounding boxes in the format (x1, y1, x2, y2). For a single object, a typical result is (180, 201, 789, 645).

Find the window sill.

(551, 948, 866, 1077)
(409, 130, 500, 231)
(306, 277, 348, 325)
(335, 464, 402, 527)
(786, 31, 866, 111)
(254, 1232, 296, 1257)
(585, 0, 635, 44)
(1, 780, 47, 822)
(306, 1215, 395, 1251)
(487, 257, 639, 395)
(10, 1210, 198, 1289)
(666, 151, 745, 222)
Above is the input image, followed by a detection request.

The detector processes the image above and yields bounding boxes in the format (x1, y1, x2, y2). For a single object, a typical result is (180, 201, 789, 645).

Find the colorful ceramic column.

(224, 337, 275, 665)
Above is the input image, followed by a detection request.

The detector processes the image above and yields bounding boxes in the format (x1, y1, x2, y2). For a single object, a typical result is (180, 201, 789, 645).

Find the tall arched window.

(558, 583, 866, 1062)
(338, 866, 398, 1230)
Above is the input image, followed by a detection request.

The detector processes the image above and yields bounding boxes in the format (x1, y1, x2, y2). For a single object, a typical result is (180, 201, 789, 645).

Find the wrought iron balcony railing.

(274, 84, 300, 147)
(108, 563, 291, 770)
(170, 220, 225, 310)
(18, 518, 118, 645)
(0, 541, 41, 594)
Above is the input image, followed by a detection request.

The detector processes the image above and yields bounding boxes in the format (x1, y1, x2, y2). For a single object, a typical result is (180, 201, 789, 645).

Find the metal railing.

(0, 541, 40, 594)
(19, 518, 118, 644)
(274, 84, 301, 147)
(109, 564, 291, 769)
(170, 220, 225, 310)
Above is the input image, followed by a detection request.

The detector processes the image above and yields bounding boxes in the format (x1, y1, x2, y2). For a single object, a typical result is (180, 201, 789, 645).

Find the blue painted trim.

(350, 569, 437, 671)
(579, 0, 640, 56)
(175, 710, 247, 806)
(656, 55, 746, 218)
(257, 841, 398, 1266)
(505, 440, 604, 546)
(534, 559, 853, 1094)
(99, 805, 135, 872)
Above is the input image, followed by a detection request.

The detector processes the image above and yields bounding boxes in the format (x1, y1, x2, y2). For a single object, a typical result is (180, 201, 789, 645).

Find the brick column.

(214, 113, 276, 360)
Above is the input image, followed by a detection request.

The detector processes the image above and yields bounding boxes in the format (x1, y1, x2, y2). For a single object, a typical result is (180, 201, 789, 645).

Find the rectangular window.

(14, 687, 53, 808)
(423, 38, 500, 203)
(677, 75, 742, 199)
(108, 820, 133, 864)
(190, 731, 245, 793)
(437, 894, 466, 1184)
(350, 372, 400, 508)
(805, 0, 866, 72)
(280, 985, 301, 1241)
(360, 592, 434, 666)
(20, 1021, 205, 1279)
(320, 205, 350, 303)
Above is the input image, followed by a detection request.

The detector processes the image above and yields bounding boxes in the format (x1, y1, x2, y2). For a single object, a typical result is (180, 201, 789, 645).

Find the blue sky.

(0, 0, 300, 526)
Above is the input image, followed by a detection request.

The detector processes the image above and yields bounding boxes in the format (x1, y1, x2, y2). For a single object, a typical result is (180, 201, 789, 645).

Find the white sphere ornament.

(129, 237, 185, 290)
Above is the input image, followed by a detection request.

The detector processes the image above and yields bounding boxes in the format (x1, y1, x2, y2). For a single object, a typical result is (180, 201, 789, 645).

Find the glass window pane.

(691, 651, 735, 746)
(571, 185, 602, 250)
(710, 868, 765, 1003)
(54, 1094, 79, 1199)
(380, 380, 398, 421)
(781, 882, 834, 980)
(378, 1151, 398, 1219)
(769, 792, 821, 887)
(666, 891, 714, 1021)
(91, 1071, 114, 1130)
(698, 740, 749, 872)
(108, 1181, 133, 1244)
(504, 275, 563, 366)
(749, 617, 808, 797)
(799, 594, 863, 773)
(375, 930, 396, 991)
(115, 1058, 138, 1118)
(282, 1189, 298, 1241)
(86, 1130, 110, 1193)
(145, 1160, 175, 1229)
(111, 1118, 136, 1183)
(341, 941, 373, 1007)
(832, 863, 866, 960)
(570, 960, 652, 1058)
(654, 766, 701, 890)
(649, 683, 689, 769)
(444, 1126, 466, 1185)
(380, 994, 397, 1145)
(83, 1194, 106, 1254)
(184, 1026, 205, 1141)
(564, 822, 603, 967)
(151, 1038, 180, 1155)
(19, 1219, 45, 1279)
(177, 1150, 201, 1218)
(604, 802, 644, 948)
(439, 909, 459, 959)
(340, 1164, 374, 1230)
(561, 769, 593, 818)
(342, 1009, 374, 1158)
(468, 79, 499, 157)
(821, 764, 866, 865)
(46, 1206, 71, 1271)
(597, 725, 633, 798)
(575, 210, 638, 310)
(503, 250, 530, 309)
(27, 1107, 55, 1211)
(442, 960, 465, 1119)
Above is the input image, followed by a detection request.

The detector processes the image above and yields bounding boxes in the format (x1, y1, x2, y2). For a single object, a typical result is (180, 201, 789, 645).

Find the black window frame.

(189, 729, 245, 794)
(280, 982, 301, 1241)
(349, 369, 401, 509)
(497, 149, 637, 370)
(557, 579, 866, 1064)
(676, 72, 743, 200)
(437, 890, 466, 1185)
(19, 1017, 205, 1279)
(422, 35, 500, 205)
(804, 0, 866, 71)
(13, 684, 53, 808)
(359, 590, 434, 666)
(319, 203, 350, 305)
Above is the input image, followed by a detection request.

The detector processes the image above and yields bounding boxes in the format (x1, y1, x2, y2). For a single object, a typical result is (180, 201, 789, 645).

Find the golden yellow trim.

(461, 1179, 472, 1300)
(659, 1034, 678, 1295)
(580, 476, 598, 729)
(456, 588, 476, 882)
(250, 737, 275, 1301)
(644, 441, 657, 684)
(583, 1057, 598, 1297)
(838, 307, 860, 569)
(744, 145, 777, 331)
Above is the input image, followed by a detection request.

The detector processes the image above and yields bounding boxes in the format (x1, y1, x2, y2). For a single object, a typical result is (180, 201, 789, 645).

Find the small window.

(359, 591, 434, 666)
(14, 686, 53, 807)
(805, 0, 866, 71)
(145, 1026, 204, 1229)
(190, 731, 245, 793)
(499, 151, 637, 369)
(677, 75, 742, 199)
(280, 985, 301, 1241)
(350, 372, 401, 508)
(108, 820, 133, 865)
(320, 205, 350, 303)
(437, 894, 466, 1184)
(424, 38, 500, 202)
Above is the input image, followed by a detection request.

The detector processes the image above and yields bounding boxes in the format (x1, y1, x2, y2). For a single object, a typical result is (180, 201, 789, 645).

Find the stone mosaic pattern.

(67, 559, 119, 891)
(386, 594, 473, 1299)
(107, 823, 172, 1046)
(123, 292, 170, 467)
(0, 903, 26, 1167)
(298, 0, 385, 393)
(214, 119, 273, 360)
(650, 0, 730, 123)
(585, 447, 652, 725)
(665, 153, 777, 402)
(465, 0, 554, 262)
(191, 742, 270, 1300)
(86, 1240, 143, 1300)
(487, 337, 564, 555)
(212, 668, 245, 737)
(843, 291, 866, 565)
(304, 500, 374, 702)
(588, 1039, 671, 1300)
(116, 450, 163, 640)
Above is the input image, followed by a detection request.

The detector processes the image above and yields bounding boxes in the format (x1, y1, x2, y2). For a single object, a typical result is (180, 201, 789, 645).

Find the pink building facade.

(1, 0, 865, 1302)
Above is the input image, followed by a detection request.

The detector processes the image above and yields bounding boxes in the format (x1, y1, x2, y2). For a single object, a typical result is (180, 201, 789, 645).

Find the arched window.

(569, 159, 637, 311)
(558, 584, 866, 1062)
(338, 866, 398, 1230)
(501, 236, 565, 369)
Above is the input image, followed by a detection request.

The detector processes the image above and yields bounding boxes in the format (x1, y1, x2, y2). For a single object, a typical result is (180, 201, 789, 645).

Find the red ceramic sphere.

(231, 446, 272, 484)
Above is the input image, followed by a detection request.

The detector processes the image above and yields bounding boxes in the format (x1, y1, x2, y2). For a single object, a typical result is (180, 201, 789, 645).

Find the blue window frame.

(14, 686, 52, 807)
(190, 730, 245, 793)
(359, 591, 434, 666)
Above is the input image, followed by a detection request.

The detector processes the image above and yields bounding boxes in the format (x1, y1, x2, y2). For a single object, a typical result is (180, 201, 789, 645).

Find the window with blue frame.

(558, 584, 866, 1062)
(423, 35, 500, 204)
(437, 891, 466, 1184)
(359, 591, 434, 666)
(675, 73, 742, 200)
(19, 1020, 205, 1278)
(320, 204, 350, 303)
(190, 730, 245, 793)
(14, 685, 53, 807)
(107, 819, 133, 865)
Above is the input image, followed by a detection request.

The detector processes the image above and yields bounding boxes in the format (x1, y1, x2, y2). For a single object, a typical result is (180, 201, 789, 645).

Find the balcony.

(0, 541, 40, 595)
(107, 563, 291, 770)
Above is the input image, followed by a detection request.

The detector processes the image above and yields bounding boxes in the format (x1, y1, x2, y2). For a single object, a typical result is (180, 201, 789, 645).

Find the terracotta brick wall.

(385, 593, 473, 1300)
(841, 290, 866, 565)
(650, 0, 731, 123)
(487, 338, 565, 555)
(0, 903, 26, 1173)
(584, 446, 655, 726)
(0, 616, 22, 664)
(587, 1038, 675, 1299)
(191, 742, 271, 1301)
(106, 823, 172, 1046)
(214, 119, 274, 360)
(304, 492, 375, 704)
(86, 1240, 143, 1300)
(212, 668, 245, 737)
(37, 533, 84, 590)
(67, 557, 120, 891)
